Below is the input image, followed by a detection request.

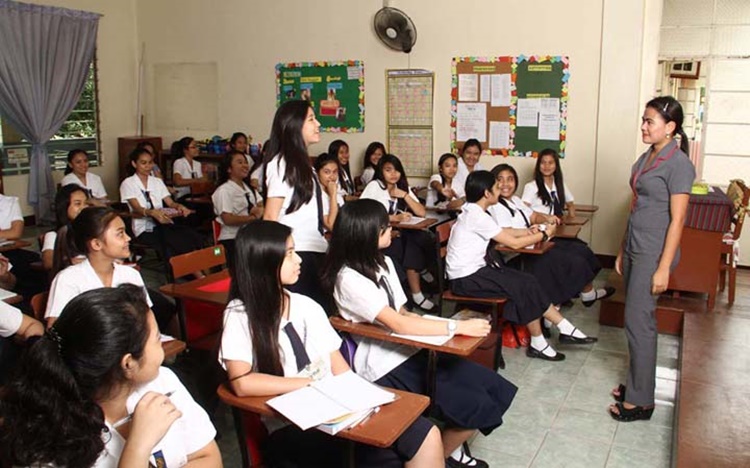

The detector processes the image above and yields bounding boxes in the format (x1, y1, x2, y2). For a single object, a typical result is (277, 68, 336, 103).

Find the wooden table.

(0, 240, 31, 253)
(159, 270, 230, 306)
(162, 339, 187, 358)
(574, 204, 599, 213)
(495, 241, 554, 255)
(217, 384, 429, 449)
(554, 225, 581, 239)
(561, 216, 589, 226)
(391, 217, 438, 231)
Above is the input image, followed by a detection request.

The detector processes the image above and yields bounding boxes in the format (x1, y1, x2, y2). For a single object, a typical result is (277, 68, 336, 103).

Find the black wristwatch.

(541, 231, 549, 242)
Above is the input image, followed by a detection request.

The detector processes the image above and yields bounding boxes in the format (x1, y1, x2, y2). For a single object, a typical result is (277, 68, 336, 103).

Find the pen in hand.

(112, 390, 176, 428)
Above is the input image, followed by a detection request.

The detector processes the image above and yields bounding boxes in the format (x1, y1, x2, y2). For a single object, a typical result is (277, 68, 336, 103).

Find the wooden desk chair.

(720, 179, 750, 306)
(217, 384, 268, 468)
(30, 292, 49, 321)
(433, 220, 506, 370)
(168, 245, 227, 350)
(211, 220, 222, 245)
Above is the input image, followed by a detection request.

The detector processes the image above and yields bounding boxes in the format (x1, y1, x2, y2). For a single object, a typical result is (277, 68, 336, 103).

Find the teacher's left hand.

(651, 268, 670, 295)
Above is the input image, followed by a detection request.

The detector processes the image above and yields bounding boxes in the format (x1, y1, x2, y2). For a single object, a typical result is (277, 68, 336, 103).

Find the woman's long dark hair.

(363, 141, 385, 170)
(491, 163, 520, 214)
(375, 154, 410, 211)
(646, 96, 690, 155)
(534, 148, 566, 209)
(436, 153, 458, 203)
(228, 221, 292, 376)
(64, 149, 87, 175)
(0, 285, 151, 468)
(51, 185, 89, 277)
(322, 200, 390, 292)
(328, 140, 353, 193)
(263, 100, 314, 214)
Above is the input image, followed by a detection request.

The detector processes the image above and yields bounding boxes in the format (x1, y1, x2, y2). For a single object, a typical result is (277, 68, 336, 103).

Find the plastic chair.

(30, 292, 48, 322)
(212, 220, 222, 245)
(720, 179, 750, 306)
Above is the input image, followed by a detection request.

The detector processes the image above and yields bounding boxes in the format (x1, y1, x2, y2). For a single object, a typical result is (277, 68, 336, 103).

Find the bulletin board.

(276, 60, 365, 132)
(386, 69, 434, 177)
(451, 55, 569, 157)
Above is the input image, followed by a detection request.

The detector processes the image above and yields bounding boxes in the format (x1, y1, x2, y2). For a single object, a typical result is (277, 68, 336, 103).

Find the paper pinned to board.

(491, 74, 511, 107)
(516, 98, 541, 127)
(456, 102, 487, 142)
(489, 121, 510, 149)
(458, 74, 478, 101)
(480, 75, 491, 102)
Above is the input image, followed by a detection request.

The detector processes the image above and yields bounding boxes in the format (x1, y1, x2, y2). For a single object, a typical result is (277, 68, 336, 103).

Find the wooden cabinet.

(117, 136, 163, 183)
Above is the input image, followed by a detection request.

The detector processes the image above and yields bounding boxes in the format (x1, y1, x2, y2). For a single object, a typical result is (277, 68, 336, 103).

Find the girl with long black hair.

(0, 285, 220, 467)
(263, 100, 329, 309)
(220, 220, 443, 467)
(360, 141, 385, 188)
(521, 148, 575, 219)
(328, 139, 355, 195)
(426, 153, 464, 209)
(42, 184, 88, 272)
(61, 149, 108, 204)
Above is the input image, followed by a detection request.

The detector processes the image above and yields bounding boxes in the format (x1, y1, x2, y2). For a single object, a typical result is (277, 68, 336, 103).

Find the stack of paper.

(267, 371, 395, 433)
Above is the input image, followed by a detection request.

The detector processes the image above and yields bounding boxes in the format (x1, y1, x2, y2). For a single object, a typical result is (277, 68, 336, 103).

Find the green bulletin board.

(276, 60, 365, 133)
(451, 55, 569, 157)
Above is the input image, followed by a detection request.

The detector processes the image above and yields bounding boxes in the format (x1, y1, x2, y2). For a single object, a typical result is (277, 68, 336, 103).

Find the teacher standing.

(611, 96, 695, 422)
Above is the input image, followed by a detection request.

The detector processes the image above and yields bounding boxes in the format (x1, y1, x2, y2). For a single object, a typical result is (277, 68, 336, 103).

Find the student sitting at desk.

(489, 164, 614, 310)
(136, 141, 177, 197)
(0, 300, 43, 385)
(314, 153, 345, 231)
(45, 207, 175, 333)
(171, 136, 208, 201)
(361, 154, 436, 312)
(426, 153, 464, 210)
(323, 199, 516, 468)
(0, 192, 45, 305)
(220, 221, 443, 468)
(447, 171, 598, 362)
(120, 147, 204, 264)
(452, 138, 484, 199)
(360, 141, 385, 189)
(521, 148, 577, 220)
(329, 139, 356, 196)
(42, 184, 88, 273)
(1, 285, 220, 467)
(61, 149, 108, 205)
(212, 150, 264, 265)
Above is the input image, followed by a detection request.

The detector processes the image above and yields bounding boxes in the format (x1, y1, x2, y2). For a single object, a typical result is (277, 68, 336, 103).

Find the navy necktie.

(314, 177, 325, 235)
(378, 276, 396, 310)
(283, 322, 311, 372)
(550, 190, 563, 217)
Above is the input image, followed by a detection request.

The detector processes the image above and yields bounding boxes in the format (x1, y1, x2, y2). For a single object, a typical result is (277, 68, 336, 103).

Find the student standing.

(263, 100, 329, 310)
(1, 285, 221, 467)
(212, 150, 264, 264)
(447, 171, 598, 361)
(452, 138, 484, 199)
(324, 200, 516, 468)
(361, 154, 436, 312)
(61, 149, 108, 204)
(426, 153, 464, 209)
(220, 221, 443, 468)
(360, 141, 385, 188)
(610, 96, 694, 422)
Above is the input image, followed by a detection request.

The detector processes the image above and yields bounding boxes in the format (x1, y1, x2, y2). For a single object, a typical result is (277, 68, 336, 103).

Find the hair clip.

(46, 328, 63, 354)
(662, 102, 669, 112)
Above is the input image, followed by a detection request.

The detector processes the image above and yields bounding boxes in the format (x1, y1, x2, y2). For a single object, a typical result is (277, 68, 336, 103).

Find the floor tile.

(518, 367, 578, 405)
(468, 445, 531, 468)
(592, 326, 628, 353)
(472, 423, 548, 461)
(584, 349, 629, 371)
(564, 379, 622, 415)
(531, 432, 610, 468)
(503, 393, 562, 429)
(550, 408, 618, 444)
(612, 420, 672, 455)
(606, 446, 670, 468)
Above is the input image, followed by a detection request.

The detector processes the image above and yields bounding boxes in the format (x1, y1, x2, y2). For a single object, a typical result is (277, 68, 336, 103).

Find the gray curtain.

(0, 0, 100, 223)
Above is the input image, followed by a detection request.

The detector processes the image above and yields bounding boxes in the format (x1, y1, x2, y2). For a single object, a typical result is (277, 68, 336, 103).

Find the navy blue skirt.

(451, 265, 549, 325)
(553, 238, 601, 276)
(375, 350, 517, 435)
(507, 246, 594, 305)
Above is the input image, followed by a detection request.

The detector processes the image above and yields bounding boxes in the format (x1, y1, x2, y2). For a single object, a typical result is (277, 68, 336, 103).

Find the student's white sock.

(412, 292, 435, 310)
(581, 288, 608, 301)
(531, 335, 557, 357)
(449, 447, 477, 466)
(557, 319, 587, 338)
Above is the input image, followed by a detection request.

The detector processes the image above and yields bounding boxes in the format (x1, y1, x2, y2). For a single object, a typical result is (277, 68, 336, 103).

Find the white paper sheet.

(540, 98, 559, 112)
(395, 216, 427, 226)
(538, 113, 560, 140)
(517, 98, 541, 127)
(480, 75, 491, 102)
(312, 371, 395, 413)
(458, 74, 478, 101)
(489, 121, 511, 149)
(491, 74, 511, 107)
(456, 102, 487, 142)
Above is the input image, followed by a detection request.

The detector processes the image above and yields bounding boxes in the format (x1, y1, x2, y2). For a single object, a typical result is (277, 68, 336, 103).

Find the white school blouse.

(425, 173, 462, 208)
(0, 301, 23, 337)
(360, 166, 375, 187)
(265, 155, 328, 253)
(520, 180, 575, 215)
(211, 180, 261, 241)
(61, 172, 107, 199)
(0, 194, 22, 230)
(334, 257, 418, 382)
(488, 196, 533, 229)
(172, 157, 203, 199)
(45, 259, 153, 319)
(452, 158, 484, 199)
(94, 367, 215, 468)
(360, 180, 419, 214)
(446, 203, 503, 280)
(120, 174, 172, 238)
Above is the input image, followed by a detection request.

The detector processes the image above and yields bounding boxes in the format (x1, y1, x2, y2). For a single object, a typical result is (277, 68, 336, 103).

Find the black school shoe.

(526, 344, 566, 361)
(582, 286, 616, 307)
(559, 327, 598, 344)
(446, 454, 489, 468)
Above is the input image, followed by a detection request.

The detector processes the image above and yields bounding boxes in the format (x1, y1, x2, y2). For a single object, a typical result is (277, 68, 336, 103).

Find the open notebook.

(267, 370, 395, 432)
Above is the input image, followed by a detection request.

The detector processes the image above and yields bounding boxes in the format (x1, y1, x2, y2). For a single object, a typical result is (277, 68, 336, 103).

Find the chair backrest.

(30, 292, 49, 321)
(727, 179, 750, 240)
(434, 220, 456, 308)
(211, 220, 222, 245)
(169, 245, 226, 281)
(190, 180, 215, 196)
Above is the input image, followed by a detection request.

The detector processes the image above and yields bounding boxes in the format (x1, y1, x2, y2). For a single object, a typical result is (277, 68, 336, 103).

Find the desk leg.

(426, 350, 438, 413)
(345, 440, 355, 468)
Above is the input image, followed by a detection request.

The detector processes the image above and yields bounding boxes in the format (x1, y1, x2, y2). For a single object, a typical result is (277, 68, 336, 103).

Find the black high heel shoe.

(612, 384, 626, 403)
(609, 402, 654, 422)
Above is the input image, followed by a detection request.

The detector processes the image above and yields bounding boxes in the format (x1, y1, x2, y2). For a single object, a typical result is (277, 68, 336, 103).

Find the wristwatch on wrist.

(446, 320, 458, 336)
(541, 231, 549, 242)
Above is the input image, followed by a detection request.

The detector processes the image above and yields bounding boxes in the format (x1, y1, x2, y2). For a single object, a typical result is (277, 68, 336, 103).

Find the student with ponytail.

(0, 285, 220, 467)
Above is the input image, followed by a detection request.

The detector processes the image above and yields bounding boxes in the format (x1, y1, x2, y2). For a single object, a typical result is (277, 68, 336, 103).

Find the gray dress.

(622, 139, 695, 406)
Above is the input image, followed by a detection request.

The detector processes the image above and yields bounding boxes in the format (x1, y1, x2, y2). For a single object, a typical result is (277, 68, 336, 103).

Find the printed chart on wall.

(387, 69, 434, 177)
(451, 56, 569, 157)
(276, 60, 364, 132)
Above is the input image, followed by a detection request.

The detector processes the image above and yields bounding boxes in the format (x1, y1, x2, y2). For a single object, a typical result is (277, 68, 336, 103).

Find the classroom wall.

(6, 0, 139, 216)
